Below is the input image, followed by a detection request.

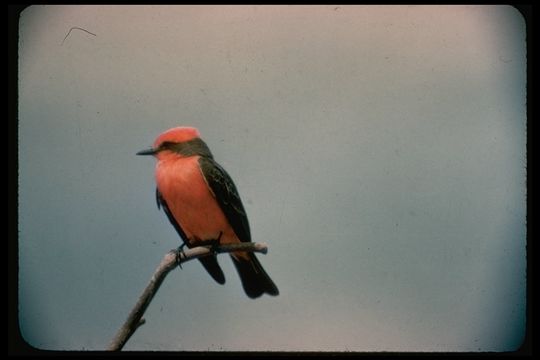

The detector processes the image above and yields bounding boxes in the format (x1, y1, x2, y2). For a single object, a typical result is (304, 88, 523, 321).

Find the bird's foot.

(197, 232, 223, 253)
(176, 243, 188, 268)
(210, 232, 223, 253)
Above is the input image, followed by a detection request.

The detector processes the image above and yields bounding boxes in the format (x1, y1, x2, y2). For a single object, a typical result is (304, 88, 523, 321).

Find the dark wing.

(198, 158, 279, 298)
(197, 158, 279, 298)
(197, 157, 251, 243)
(156, 188, 225, 284)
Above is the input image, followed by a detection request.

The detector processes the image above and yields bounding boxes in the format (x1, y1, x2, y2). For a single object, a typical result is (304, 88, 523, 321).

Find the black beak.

(136, 148, 157, 156)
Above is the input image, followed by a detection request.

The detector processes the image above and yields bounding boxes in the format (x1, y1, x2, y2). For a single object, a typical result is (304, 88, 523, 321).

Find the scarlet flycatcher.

(137, 126, 279, 298)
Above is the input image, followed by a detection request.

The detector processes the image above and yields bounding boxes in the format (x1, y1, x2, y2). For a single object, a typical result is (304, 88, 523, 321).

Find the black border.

(8, 4, 533, 356)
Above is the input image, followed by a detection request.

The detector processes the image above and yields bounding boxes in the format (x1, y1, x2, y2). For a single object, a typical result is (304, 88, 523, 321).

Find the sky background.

(18, 5, 526, 352)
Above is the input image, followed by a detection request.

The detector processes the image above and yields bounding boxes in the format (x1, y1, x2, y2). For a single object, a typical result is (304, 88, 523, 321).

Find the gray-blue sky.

(18, 5, 526, 351)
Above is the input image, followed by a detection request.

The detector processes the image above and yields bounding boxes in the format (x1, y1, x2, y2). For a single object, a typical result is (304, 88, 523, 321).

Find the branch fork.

(107, 242, 268, 351)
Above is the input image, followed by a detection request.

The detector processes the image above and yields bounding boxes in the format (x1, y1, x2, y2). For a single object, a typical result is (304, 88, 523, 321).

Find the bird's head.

(137, 126, 212, 160)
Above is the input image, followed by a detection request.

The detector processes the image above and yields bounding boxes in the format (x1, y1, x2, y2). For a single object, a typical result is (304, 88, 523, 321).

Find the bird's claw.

(210, 231, 223, 254)
(209, 232, 223, 254)
(196, 232, 222, 254)
(176, 244, 187, 268)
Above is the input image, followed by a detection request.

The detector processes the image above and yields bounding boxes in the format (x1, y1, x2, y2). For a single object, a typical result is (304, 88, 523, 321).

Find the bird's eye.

(160, 141, 175, 149)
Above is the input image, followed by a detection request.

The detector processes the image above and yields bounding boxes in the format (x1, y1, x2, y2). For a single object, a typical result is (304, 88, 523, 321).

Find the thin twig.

(61, 27, 97, 46)
(107, 242, 268, 351)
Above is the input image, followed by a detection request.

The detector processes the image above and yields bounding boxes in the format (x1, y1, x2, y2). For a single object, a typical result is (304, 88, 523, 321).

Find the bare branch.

(107, 242, 268, 351)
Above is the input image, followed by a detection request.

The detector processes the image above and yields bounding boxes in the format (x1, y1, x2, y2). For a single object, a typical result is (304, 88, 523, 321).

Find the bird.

(137, 126, 279, 298)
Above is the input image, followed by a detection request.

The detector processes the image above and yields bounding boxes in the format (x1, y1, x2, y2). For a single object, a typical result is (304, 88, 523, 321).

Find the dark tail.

(199, 256, 225, 284)
(231, 253, 279, 299)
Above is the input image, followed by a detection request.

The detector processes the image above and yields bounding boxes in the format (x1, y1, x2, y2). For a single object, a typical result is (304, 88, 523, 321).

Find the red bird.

(137, 126, 279, 298)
